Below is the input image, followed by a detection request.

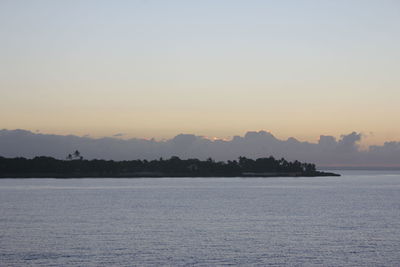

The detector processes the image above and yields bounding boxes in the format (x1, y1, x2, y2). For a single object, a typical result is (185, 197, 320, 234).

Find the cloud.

(0, 129, 399, 168)
(338, 132, 361, 150)
(113, 133, 125, 137)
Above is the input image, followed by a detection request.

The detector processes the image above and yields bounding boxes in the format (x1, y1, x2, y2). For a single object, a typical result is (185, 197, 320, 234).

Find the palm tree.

(73, 150, 80, 159)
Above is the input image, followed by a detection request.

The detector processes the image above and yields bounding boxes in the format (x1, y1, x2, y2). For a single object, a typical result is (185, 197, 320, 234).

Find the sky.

(1, 0, 399, 146)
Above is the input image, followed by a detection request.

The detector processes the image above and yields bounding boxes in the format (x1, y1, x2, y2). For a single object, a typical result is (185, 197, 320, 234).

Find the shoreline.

(0, 156, 340, 178)
(0, 171, 340, 179)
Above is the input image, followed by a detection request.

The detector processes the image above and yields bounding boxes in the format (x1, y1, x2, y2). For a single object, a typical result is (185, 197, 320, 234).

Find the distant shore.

(0, 171, 340, 178)
(0, 156, 340, 178)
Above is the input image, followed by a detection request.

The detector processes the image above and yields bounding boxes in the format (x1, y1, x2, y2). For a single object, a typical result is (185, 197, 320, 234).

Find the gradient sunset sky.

(1, 0, 399, 146)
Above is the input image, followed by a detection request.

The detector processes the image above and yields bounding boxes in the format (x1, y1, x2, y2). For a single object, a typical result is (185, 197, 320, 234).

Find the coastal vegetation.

(0, 155, 339, 178)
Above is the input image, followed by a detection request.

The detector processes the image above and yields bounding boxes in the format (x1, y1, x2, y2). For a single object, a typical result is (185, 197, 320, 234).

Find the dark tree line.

(0, 155, 336, 178)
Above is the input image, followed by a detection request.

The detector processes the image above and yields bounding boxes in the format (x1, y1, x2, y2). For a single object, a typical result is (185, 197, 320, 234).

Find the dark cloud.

(0, 129, 399, 168)
(338, 132, 362, 151)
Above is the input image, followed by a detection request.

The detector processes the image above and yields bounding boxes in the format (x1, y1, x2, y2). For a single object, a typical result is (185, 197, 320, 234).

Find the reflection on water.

(1, 173, 400, 266)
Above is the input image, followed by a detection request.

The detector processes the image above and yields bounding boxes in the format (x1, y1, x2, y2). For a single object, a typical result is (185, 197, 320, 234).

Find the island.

(0, 155, 340, 178)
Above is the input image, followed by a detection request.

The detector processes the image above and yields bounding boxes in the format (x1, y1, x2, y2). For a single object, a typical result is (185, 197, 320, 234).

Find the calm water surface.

(1, 172, 400, 266)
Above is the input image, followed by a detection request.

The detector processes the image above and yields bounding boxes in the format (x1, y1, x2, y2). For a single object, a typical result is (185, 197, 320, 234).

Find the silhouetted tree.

(0, 155, 332, 178)
(73, 150, 81, 159)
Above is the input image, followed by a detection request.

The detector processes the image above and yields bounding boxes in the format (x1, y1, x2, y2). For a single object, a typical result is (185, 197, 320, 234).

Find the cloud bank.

(0, 129, 399, 168)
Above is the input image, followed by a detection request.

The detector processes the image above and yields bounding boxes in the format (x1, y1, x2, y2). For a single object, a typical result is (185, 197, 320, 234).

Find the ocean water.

(1, 172, 400, 266)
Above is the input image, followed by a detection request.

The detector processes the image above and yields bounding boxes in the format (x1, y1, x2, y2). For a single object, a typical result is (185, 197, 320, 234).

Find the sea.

(1, 171, 399, 266)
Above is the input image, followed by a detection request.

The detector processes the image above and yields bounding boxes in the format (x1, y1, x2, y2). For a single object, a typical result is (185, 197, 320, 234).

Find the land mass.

(0, 155, 340, 178)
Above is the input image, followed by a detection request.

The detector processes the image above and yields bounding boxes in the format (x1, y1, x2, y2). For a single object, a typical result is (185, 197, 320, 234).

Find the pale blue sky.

(1, 0, 399, 145)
